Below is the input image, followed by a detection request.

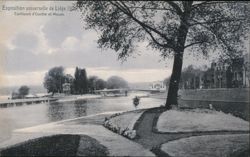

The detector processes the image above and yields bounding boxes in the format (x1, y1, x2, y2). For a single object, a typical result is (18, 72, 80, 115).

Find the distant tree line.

(43, 66, 128, 95)
(11, 85, 30, 99)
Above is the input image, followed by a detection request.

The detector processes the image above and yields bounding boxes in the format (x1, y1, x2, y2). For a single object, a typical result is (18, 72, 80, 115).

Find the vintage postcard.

(0, 1, 249, 156)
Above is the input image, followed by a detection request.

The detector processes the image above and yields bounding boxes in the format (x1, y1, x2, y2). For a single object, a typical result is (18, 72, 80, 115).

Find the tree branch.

(192, 1, 241, 9)
(184, 41, 207, 49)
(118, 1, 133, 14)
(110, 1, 175, 49)
(190, 18, 246, 26)
(191, 19, 233, 52)
(144, 27, 169, 48)
(166, 1, 183, 16)
(126, 6, 177, 13)
(191, 1, 213, 9)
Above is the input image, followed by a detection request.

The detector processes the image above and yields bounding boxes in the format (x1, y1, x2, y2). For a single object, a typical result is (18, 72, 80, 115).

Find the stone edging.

(103, 109, 148, 140)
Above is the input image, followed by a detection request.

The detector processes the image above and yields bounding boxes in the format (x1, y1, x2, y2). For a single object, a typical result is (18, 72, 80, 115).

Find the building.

(62, 83, 71, 94)
(181, 54, 249, 89)
(150, 81, 166, 91)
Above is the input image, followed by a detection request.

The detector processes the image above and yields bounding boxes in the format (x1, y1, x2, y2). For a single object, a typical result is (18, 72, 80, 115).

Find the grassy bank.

(0, 134, 108, 156)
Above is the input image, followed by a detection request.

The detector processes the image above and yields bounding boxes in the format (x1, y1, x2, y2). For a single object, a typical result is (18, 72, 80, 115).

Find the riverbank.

(0, 94, 102, 108)
(55, 94, 102, 102)
(0, 97, 57, 108)
(0, 112, 155, 156)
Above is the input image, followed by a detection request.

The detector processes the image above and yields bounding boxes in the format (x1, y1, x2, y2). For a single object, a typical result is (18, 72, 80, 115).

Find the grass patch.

(104, 109, 146, 139)
(161, 134, 249, 157)
(157, 109, 249, 132)
(77, 135, 109, 156)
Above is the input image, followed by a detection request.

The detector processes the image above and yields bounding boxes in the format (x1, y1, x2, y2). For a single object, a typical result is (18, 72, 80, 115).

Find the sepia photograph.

(0, 1, 249, 157)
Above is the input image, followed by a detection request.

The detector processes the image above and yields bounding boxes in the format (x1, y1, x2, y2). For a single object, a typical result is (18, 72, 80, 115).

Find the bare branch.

(192, 1, 242, 9)
(190, 18, 246, 26)
(192, 1, 213, 9)
(126, 6, 177, 13)
(191, 19, 231, 51)
(110, 1, 175, 49)
(166, 1, 183, 16)
(144, 27, 168, 48)
(118, 1, 133, 14)
(184, 41, 207, 49)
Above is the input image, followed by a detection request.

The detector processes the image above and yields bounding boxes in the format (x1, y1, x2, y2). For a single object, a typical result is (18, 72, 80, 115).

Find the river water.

(0, 92, 164, 130)
(1, 90, 248, 134)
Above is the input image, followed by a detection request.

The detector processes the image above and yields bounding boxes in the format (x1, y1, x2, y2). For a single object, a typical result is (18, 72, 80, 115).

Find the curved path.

(132, 107, 249, 157)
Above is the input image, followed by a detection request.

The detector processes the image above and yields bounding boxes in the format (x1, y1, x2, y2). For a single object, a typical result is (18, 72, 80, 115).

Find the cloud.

(4, 70, 47, 87)
(4, 49, 47, 74)
(11, 32, 38, 50)
(61, 36, 81, 52)
(1, 0, 225, 87)
(41, 12, 83, 48)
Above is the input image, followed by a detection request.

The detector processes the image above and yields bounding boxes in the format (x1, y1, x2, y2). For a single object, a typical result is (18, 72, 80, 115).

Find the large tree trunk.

(165, 52, 184, 109)
(165, 2, 192, 109)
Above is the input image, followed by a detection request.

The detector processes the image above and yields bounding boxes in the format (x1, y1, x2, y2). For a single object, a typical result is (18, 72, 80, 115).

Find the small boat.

(133, 96, 140, 107)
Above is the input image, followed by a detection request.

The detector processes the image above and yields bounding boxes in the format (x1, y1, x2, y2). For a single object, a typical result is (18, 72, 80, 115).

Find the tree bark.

(165, 52, 184, 109)
(165, 2, 192, 109)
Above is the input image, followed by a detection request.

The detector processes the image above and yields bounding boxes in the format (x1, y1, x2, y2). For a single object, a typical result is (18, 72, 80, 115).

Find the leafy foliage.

(11, 85, 30, 99)
(18, 85, 30, 98)
(74, 67, 88, 94)
(74, 1, 250, 107)
(88, 76, 107, 93)
(106, 76, 128, 89)
(75, 1, 249, 60)
(43, 66, 65, 94)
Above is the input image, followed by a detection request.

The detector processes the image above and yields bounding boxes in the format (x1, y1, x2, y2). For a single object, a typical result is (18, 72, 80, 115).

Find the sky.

(0, 1, 248, 88)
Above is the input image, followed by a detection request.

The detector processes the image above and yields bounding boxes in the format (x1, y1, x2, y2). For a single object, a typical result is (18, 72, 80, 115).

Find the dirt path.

(133, 107, 249, 156)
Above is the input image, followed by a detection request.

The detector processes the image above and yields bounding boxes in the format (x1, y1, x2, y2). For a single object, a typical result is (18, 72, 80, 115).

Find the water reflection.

(47, 102, 66, 122)
(45, 93, 164, 123)
(74, 100, 87, 117)
(47, 100, 89, 122)
(2, 92, 247, 133)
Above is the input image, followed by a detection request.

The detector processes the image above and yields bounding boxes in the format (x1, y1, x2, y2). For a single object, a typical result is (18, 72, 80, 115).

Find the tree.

(163, 77, 170, 87)
(18, 85, 30, 98)
(74, 67, 88, 94)
(11, 85, 30, 99)
(44, 66, 65, 94)
(88, 76, 99, 93)
(11, 91, 20, 100)
(74, 67, 80, 93)
(106, 76, 128, 89)
(88, 76, 107, 93)
(245, 56, 250, 87)
(65, 74, 75, 94)
(180, 65, 203, 89)
(75, 1, 249, 109)
(96, 78, 107, 90)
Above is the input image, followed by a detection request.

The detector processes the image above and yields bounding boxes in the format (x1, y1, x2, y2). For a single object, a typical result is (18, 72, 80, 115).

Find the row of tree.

(43, 66, 128, 95)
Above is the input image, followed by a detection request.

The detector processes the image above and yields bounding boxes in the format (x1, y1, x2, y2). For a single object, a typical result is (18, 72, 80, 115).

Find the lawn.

(157, 109, 249, 132)
(161, 134, 249, 157)
(0, 134, 109, 156)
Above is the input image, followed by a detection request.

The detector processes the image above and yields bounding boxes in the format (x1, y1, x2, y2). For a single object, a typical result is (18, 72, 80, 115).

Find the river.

(0, 92, 164, 130)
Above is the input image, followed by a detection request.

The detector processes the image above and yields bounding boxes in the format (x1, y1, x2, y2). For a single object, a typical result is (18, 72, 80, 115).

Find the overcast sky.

(0, 1, 248, 88)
